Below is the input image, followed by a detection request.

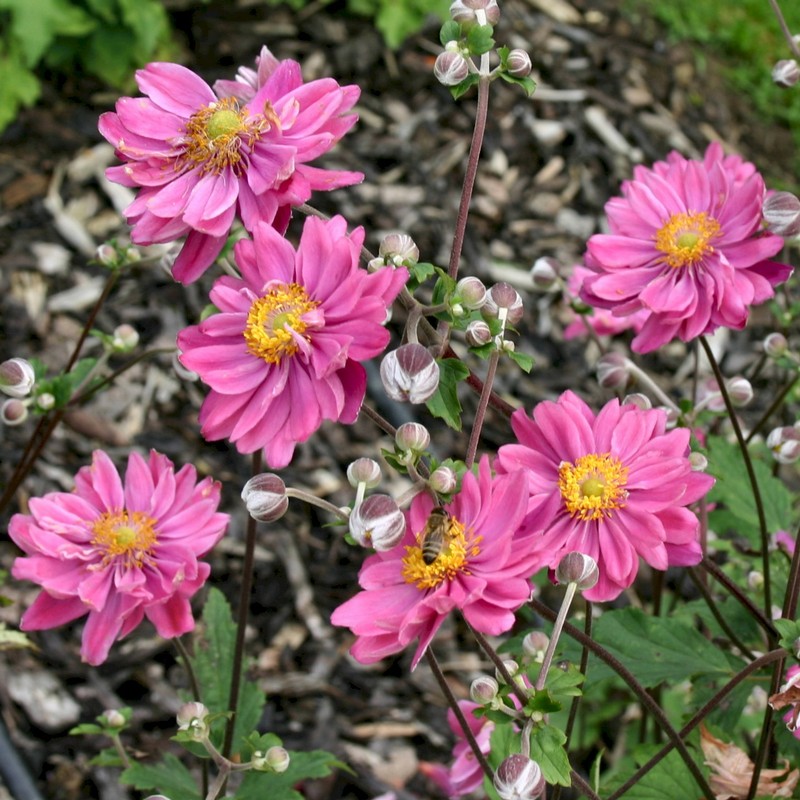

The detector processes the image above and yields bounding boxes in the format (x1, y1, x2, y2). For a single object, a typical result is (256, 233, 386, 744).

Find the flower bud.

(465, 320, 493, 347)
(522, 631, 550, 661)
(349, 494, 406, 550)
(144, 796, 171, 800)
(241, 473, 289, 522)
(483, 282, 524, 326)
(264, 746, 290, 773)
(95, 243, 118, 266)
(763, 191, 800, 238)
(455, 276, 487, 309)
(1, 399, 28, 426)
(177, 702, 210, 740)
(596, 352, 629, 389)
(379, 233, 419, 265)
(450, 0, 500, 25)
(0, 358, 35, 398)
(747, 570, 764, 590)
(530, 257, 559, 291)
(772, 59, 800, 88)
(434, 51, 470, 86)
(622, 392, 652, 410)
(555, 552, 599, 591)
(493, 754, 545, 800)
(395, 421, 431, 453)
(111, 324, 139, 352)
(347, 458, 382, 489)
(697, 378, 725, 412)
(767, 426, 800, 464)
(429, 465, 457, 494)
(470, 675, 499, 704)
(726, 376, 753, 407)
(689, 452, 708, 472)
(99, 709, 127, 728)
(380, 344, 440, 404)
(36, 393, 55, 411)
(495, 659, 519, 684)
(507, 49, 532, 77)
(764, 332, 789, 358)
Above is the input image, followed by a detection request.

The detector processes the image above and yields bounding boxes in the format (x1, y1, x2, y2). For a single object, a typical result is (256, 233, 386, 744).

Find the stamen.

(654, 211, 721, 269)
(558, 453, 629, 521)
(91, 510, 157, 568)
(401, 517, 481, 589)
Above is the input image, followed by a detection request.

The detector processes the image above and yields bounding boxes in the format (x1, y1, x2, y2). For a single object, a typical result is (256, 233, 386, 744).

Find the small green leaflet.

(604, 745, 700, 799)
(121, 753, 201, 800)
(426, 358, 470, 430)
(529, 724, 571, 786)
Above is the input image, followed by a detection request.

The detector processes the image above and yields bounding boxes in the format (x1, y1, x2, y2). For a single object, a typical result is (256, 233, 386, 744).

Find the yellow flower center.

(558, 453, 629, 521)
(654, 211, 721, 268)
(91, 510, 157, 568)
(401, 516, 481, 590)
(182, 97, 279, 175)
(244, 282, 320, 364)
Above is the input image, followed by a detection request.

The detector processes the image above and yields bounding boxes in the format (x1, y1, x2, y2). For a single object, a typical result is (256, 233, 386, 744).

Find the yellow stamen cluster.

(558, 453, 629, 521)
(654, 210, 721, 268)
(182, 97, 279, 175)
(244, 283, 319, 364)
(91, 510, 157, 568)
(401, 517, 481, 590)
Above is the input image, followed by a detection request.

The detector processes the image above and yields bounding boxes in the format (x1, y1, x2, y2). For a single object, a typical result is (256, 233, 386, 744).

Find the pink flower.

(9, 450, 228, 665)
(98, 50, 362, 284)
(177, 215, 407, 469)
(331, 458, 539, 669)
(780, 665, 800, 739)
(581, 142, 792, 353)
(495, 391, 714, 602)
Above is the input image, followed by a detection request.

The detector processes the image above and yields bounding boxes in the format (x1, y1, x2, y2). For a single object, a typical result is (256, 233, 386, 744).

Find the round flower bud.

(689, 452, 708, 472)
(145, 796, 172, 800)
(772, 59, 800, 88)
(763, 332, 789, 358)
(241, 473, 289, 522)
(265, 746, 290, 773)
(349, 494, 406, 550)
(767, 426, 800, 464)
(555, 551, 599, 591)
(495, 659, 519, 684)
(455, 276, 488, 310)
(99, 709, 127, 728)
(596, 352, 629, 390)
(380, 344, 440, 404)
(36, 392, 55, 411)
(111, 324, 139, 352)
(450, 0, 500, 24)
(622, 393, 652, 410)
(429, 465, 457, 494)
(530, 257, 559, 291)
(470, 675, 499, 704)
(177, 702, 210, 740)
(726, 376, 753, 407)
(395, 421, 431, 453)
(465, 320, 493, 347)
(763, 191, 800, 238)
(95, 243, 118, 266)
(483, 282, 524, 326)
(0, 358, 35, 398)
(379, 233, 419, 265)
(1, 399, 28, 426)
(522, 631, 550, 661)
(493, 754, 545, 800)
(434, 51, 470, 86)
(347, 458, 382, 489)
(747, 570, 764, 590)
(507, 49, 532, 78)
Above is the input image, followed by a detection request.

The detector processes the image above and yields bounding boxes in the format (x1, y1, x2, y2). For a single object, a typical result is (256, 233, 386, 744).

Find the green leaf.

(775, 618, 800, 653)
(425, 358, 470, 430)
(506, 349, 534, 372)
(0, 622, 36, 651)
(466, 23, 494, 55)
(451, 73, 480, 99)
(529, 724, 571, 786)
(236, 747, 345, 800)
(407, 260, 436, 290)
(440, 20, 460, 46)
(605, 745, 700, 799)
(121, 753, 201, 800)
(0, 51, 41, 132)
(498, 72, 537, 97)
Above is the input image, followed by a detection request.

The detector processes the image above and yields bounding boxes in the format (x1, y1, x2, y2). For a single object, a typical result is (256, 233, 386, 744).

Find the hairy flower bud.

(435, 51, 470, 86)
(455, 276, 488, 309)
(347, 458, 382, 489)
(555, 552, 599, 591)
(265, 746, 290, 773)
(507, 49, 532, 77)
(763, 332, 789, 358)
(380, 344, 440, 403)
(484, 282, 524, 326)
(494, 754, 545, 800)
(0, 358, 35, 398)
(470, 675, 499, 704)
(395, 421, 431, 453)
(622, 392, 652, 410)
(596, 352, 629, 389)
(429, 465, 457, 494)
(530, 257, 559, 291)
(465, 320, 493, 347)
(99, 709, 127, 728)
(111, 324, 139, 352)
(767, 426, 800, 464)
(495, 659, 519, 684)
(241, 473, 288, 522)
(379, 233, 419, 265)
(36, 392, 55, 411)
(450, 0, 500, 25)
(763, 191, 800, 238)
(1, 399, 28, 426)
(349, 494, 406, 550)
(522, 631, 550, 661)
(177, 702, 210, 740)
(772, 59, 800, 88)
(726, 376, 753, 407)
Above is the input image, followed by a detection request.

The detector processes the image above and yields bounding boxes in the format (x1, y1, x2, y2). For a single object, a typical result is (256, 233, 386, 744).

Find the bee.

(420, 506, 451, 565)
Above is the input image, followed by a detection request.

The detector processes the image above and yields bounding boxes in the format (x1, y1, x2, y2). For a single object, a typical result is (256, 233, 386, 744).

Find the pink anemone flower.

(331, 458, 539, 669)
(495, 391, 714, 602)
(581, 142, 792, 353)
(98, 49, 362, 284)
(177, 215, 407, 469)
(10, 450, 228, 666)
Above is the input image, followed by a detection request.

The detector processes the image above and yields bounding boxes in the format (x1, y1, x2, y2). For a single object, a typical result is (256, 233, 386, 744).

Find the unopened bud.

(450, 0, 500, 25)
(396, 422, 431, 453)
(95, 243, 118, 265)
(495, 659, 519, 684)
(349, 494, 406, 550)
(494, 754, 545, 800)
(747, 571, 764, 590)
(689, 452, 708, 472)
(435, 51, 470, 86)
(555, 552, 599, 591)
(772, 59, 800, 88)
(177, 702, 210, 740)
(379, 233, 419, 265)
(466, 320, 493, 347)
(1, 399, 27, 426)
(763, 191, 800, 238)
(522, 631, 550, 661)
(470, 675, 499, 704)
(380, 344, 440, 404)
(265, 746, 290, 773)
(429, 466, 457, 494)
(507, 49, 532, 77)
(99, 709, 127, 728)
(726, 376, 753, 407)
(596, 352, 629, 389)
(0, 358, 35, 398)
(455, 276, 487, 309)
(767, 426, 800, 464)
(530, 257, 559, 291)
(36, 392, 55, 411)
(347, 458, 382, 489)
(241, 473, 288, 522)
(764, 332, 789, 358)
(622, 393, 652, 410)
(483, 282, 524, 326)
(111, 324, 139, 352)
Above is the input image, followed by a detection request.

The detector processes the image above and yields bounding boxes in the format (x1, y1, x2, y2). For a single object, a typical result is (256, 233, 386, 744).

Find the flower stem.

(767, 0, 800, 58)
(535, 582, 577, 691)
(285, 488, 350, 522)
(625, 359, 680, 414)
(465, 349, 500, 469)
(466, 620, 530, 709)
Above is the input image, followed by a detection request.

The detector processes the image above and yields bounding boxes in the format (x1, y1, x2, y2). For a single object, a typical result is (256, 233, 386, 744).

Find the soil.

(0, 1, 795, 798)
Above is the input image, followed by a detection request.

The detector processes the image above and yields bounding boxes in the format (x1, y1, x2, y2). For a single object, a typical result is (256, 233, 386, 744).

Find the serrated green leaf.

(0, 52, 41, 132)
(498, 72, 537, 97)
(466, 23, 494, 55)
(236, 748, 345, 800)
(425, 358, 470, 430)
(451, 73, 480, 99)
(70, 723, 105, 735)
(775, 618, 800, 653)
(529, 724, 571, 786)
(0, 622, 36, 651)
(440, 20, 461, 46)
(506, 349, 534, 372)
(88, 748, 127, 767)
(605, 745, 700, 799)
(121, 753, 201, 800)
